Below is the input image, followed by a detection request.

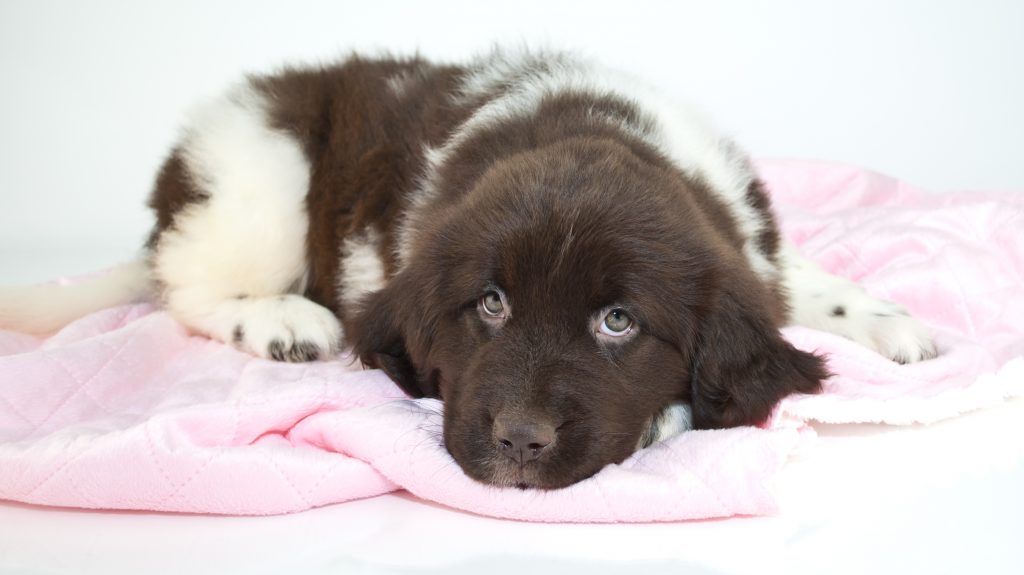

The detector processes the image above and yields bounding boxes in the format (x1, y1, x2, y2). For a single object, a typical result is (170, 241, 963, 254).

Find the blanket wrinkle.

(1, 159, 1022, 522)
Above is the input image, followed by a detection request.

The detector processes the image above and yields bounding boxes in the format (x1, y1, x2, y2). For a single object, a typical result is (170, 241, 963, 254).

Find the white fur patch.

(781, 243, 937, 363)
(394, 145, 445, 268)
(398, 50, 774, 279)
(639, 403, 694, 449)
(338, 229, 386, 307)
(151, 85, 339, 358)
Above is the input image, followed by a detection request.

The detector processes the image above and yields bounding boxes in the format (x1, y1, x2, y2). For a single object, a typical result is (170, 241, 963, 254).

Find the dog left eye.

(600, 309, 633, 336)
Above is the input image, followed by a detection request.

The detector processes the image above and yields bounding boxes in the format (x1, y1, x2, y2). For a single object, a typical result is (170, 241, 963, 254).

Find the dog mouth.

(485, 459, 548, 489)
(477, 446, 607, 490)
(480, 448, 603, 490)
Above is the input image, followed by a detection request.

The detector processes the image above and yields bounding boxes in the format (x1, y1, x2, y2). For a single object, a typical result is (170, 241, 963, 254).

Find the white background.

(2, 0, 1023, 283)
(1, 1, 1023, 574)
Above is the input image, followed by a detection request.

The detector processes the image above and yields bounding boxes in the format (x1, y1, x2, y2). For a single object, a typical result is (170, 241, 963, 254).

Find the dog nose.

(494, 417, 556, 464)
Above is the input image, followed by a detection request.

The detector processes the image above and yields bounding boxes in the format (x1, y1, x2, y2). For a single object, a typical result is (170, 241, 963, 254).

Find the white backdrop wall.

(1, 0, 1022, 283)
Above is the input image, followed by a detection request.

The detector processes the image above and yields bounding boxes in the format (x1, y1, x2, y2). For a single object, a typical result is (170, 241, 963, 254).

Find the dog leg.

(781, 243, 936, 363)
(150, 86, 341, 361)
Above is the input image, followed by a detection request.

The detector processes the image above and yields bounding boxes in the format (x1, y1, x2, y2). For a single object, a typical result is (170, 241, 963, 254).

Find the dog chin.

(475, 459, 572, 491)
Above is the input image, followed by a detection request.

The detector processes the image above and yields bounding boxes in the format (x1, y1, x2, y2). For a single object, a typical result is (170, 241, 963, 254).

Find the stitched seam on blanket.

(839, 240, 871, 282)
(150, 360, 239, 510)
(28, 336, 132, 437)
(142, 420, 178, 502)
(829, 231, 951, 293)
(722, 427, 774, 512)
(62, 452, 101, 508)
(257, 447, 312, 509)
(228, 365, 246, 445)
(303, 456, 348, 501)
(665, 428, 761, 516)
(46, 346, 119, 417)
(591, 471, 616, 520)
(17, 341, 136, 498)
(0, 386, 35, 429)
(664, 439, 730, 516)
(20, 436, 99, 499)
(941, 251, 980, 341)
(623, 443, 661, 475)
(153, 447, 224, 509)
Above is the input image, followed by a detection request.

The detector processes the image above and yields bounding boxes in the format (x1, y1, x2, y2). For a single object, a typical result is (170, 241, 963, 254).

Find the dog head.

(350, 137, 825, 488)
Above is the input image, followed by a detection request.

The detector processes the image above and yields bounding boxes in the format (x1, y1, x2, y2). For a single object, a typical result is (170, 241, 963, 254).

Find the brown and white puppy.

(0, 51, 936, 489)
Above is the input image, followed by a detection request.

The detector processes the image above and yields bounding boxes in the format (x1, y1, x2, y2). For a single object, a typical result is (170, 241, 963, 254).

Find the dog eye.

(480, 291, 506, 317)
(600, 309, 633, 336)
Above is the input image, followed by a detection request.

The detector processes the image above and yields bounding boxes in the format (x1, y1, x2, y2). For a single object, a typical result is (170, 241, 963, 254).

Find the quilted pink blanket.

(1, 160, 1022, 522)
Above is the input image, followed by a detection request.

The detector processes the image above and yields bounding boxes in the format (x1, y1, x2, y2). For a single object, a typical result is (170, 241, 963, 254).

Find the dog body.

(1, 51, 936, 489)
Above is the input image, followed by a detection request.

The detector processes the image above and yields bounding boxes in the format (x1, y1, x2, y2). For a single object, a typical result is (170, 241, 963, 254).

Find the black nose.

(494, 416, 556, 464)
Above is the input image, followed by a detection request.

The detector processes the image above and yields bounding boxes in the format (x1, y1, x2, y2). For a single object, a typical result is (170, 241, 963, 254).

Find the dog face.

(351, 138, 825, 489)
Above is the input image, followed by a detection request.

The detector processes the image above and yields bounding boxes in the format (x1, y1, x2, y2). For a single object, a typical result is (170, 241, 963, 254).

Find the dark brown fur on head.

(350, 137, 825, 489)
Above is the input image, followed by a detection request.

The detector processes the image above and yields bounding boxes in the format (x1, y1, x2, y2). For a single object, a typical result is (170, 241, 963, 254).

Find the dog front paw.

(232, 295, 343, 362)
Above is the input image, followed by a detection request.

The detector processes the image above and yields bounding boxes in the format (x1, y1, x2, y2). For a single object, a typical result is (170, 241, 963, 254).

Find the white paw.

(860, 299, 937, 364)
(232, 295, 343, 362)
(807, 287, 937, 364)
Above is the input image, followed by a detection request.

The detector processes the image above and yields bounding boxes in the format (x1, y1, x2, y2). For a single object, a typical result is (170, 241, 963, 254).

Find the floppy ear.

(347, 275, 438, 399)
(689, 283, 827, 429)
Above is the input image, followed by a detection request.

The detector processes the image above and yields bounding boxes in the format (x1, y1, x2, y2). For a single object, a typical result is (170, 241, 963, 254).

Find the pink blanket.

(1, 160, 1022, 522)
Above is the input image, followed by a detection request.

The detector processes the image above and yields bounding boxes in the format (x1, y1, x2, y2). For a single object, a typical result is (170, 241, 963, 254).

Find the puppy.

(0, 51, 936, 489)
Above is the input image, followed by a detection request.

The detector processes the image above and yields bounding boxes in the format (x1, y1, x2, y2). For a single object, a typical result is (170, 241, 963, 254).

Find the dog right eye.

(480, 290, 507, 318)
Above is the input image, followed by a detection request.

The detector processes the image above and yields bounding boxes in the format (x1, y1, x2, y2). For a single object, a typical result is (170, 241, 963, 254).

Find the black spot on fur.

(268, 339, 287, 361)
(232, 324, 245, 344)
(290, 341, 322, 362)
(831, 306, 846, 317)
(266, 339, 322, 362)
